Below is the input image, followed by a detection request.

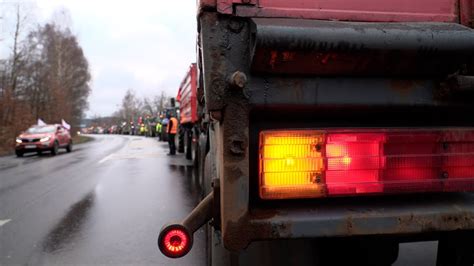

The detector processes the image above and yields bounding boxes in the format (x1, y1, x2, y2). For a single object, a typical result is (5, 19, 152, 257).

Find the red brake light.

(158, 224, 192, 258)
(259, 129, 474, 199)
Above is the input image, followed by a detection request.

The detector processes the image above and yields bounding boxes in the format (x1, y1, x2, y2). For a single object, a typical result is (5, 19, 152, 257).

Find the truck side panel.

(213, 0, 460, 23)
(177, 64, 198, 124)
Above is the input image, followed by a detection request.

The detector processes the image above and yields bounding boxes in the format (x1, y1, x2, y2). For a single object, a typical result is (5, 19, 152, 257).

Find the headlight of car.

(16, 138, 22, 144)
(40, 136, 51, 142)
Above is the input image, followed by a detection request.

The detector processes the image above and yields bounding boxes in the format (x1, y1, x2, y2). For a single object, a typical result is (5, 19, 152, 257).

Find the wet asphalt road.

(0, 135, 205, 265)
(0, 134, 439, 265)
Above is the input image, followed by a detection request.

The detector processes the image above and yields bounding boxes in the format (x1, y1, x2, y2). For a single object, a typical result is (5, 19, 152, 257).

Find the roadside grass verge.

(73, 135, 94, 145)
(0, 148, 12, 156)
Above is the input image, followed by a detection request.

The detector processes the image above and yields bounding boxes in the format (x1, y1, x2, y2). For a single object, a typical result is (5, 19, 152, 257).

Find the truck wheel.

(197, 132, 208, 189)
(202, 146, 215, 197)
(178, 129, 185, 153)
(192, 130, 200, 169)
(437, 232, 473, 266)
(16, 151, 24, 157)
(185, 130, 193, 160)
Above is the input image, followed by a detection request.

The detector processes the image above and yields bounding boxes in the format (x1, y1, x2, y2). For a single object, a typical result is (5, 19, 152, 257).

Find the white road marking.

(0, 219, 11, 227)
(98, 154, 114, 164)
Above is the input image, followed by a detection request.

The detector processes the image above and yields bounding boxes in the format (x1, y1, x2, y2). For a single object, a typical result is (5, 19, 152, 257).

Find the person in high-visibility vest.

(166, 114, 178, 155)
(156, 122, 162, 141)
(140, 123, 146, 135)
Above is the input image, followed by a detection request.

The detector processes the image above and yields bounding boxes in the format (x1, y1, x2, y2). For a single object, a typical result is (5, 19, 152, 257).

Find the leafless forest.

(0, 5, 91, 153)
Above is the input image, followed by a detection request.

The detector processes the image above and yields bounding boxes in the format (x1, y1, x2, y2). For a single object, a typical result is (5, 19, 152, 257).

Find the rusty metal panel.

(246, 78, 438, 107)
(199, 13, 252, 111)
(250, 193, 474, 240)
(198, 12, 253, 251)
(220, 193, 474, 250)
(198, 10, 474, 254)
(232, 0, 460, 23)
(249, 19, 474, 76)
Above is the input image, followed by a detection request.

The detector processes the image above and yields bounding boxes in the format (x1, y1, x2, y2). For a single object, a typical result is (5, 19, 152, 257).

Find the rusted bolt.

(230, 71, 247, 89)
(210, 111, 222, 122)
(230, 139, 245, 155)
(228, 19, 244, 33)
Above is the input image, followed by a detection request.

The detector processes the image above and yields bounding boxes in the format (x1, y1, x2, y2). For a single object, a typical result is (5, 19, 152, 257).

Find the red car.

(15, 124, 73, 157)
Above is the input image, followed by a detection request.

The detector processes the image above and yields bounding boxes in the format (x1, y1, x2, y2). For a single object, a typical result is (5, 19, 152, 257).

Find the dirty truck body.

(159, 0, 474, 265)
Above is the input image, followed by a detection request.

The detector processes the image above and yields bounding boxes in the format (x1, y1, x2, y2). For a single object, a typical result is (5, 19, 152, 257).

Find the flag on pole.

(61, 119, 71, 130)
(37, 119, 46, 126)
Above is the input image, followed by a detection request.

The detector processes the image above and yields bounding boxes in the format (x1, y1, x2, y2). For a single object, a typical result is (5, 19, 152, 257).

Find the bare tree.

(1, 3, 27, 125)
(142, 97, 156, 117)
(0, 5, 91, 154)
(118, 89, 142, 122)
(0, 2, 36, 152)
(21, 23, 91, 125)
(138, 91, 170, 118)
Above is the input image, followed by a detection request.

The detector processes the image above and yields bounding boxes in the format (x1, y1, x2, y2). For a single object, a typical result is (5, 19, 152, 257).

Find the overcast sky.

(1, 0, 197, 118)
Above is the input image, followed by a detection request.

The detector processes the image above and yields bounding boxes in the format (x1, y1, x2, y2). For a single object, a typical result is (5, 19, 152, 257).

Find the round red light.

(164, 229, 188, 253)
(158, 224, 193, 258)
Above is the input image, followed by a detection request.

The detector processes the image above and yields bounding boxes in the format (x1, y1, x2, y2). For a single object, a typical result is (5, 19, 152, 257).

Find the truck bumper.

(223, 193, 474, 251)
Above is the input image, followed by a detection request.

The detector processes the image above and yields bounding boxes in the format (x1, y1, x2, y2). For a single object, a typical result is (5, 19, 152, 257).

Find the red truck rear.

(159, 1, 474, 265)
(176, 63, 201, 161)
(177, 63, 198, 126)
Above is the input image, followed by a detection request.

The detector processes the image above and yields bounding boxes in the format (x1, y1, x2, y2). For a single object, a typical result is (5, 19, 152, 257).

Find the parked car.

(15, 124, 73, 157)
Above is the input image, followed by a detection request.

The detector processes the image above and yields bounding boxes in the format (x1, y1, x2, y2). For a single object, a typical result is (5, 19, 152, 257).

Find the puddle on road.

(42, 192, 95, 253)
(168, 164, 203, 205)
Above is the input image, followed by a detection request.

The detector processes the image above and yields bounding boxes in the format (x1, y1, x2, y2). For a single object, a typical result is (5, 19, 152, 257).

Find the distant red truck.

(15, 124, 73, 157)
(176, 63, 201, 162)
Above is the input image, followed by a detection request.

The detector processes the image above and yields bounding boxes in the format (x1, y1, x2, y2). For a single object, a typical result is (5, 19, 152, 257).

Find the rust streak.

(224, 213, 293, 251)
(397, 212, 474, 233)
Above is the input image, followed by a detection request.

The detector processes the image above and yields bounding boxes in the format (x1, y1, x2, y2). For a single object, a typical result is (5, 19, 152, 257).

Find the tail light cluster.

(259, 129, 474, 199)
